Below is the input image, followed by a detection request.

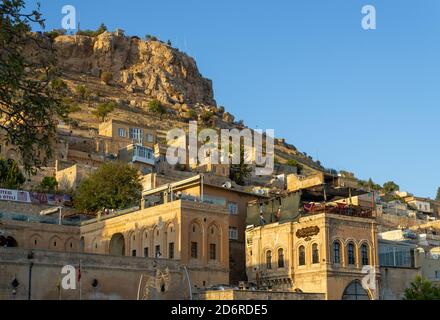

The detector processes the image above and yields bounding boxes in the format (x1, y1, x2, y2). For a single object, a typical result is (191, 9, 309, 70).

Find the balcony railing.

(0, 212, 81, 226)
(303, 203, 374, 219)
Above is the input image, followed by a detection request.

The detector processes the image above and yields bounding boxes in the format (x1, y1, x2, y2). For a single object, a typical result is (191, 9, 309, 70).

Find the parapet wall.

(195, 289, 324, 300)
(0, 248, 188, 300)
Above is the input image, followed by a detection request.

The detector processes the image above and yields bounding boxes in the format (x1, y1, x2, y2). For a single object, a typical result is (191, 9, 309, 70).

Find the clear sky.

(28, 0, 440, 198)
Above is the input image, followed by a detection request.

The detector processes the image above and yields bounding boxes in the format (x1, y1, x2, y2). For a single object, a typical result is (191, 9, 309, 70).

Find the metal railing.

(0, 212, 81, 226)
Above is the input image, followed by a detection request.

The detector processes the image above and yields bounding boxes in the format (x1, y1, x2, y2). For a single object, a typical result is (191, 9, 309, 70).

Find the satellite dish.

(222, 181, 232, 189)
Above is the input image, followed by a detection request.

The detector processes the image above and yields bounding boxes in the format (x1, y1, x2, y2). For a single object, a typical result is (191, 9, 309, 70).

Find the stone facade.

(80, 199, 230, 290)
(245, 212, 380, 300)
(0, 248, 187, 300)
(195, 289, 324, 300)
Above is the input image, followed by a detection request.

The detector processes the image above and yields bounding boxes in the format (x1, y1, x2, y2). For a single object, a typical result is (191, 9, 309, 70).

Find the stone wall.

(195, 289, 324, 300)
(0, 247, 187, 300)
(379, 266, 419, 300)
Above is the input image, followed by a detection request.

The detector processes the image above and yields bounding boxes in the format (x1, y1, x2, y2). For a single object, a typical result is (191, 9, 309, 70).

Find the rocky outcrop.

(53, 32, 216, 107)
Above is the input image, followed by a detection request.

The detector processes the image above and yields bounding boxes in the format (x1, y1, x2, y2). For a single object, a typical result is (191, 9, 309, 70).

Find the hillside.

(44, 30, 324, 174)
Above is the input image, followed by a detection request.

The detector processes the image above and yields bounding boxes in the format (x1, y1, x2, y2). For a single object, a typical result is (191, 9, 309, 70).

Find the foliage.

(229, 143, 252, 186)
(148, 99, 166, 119)
(382, 181, 400, 194)
(51, 78, 68, 92)
(67, 102, 82, 113)
(200, 110, 214, 125)
(436, 187, 440, 201)
(358, 178, 382, 191)
(92, 101, 116, 122)
(145, 34, 157, 41)
(382, 193, 404, 203)
(73, 162, 141, 214)
(286, 159, 303, 174)
(39, 176, 58, 193)
(75, 85, 91, 101)
(0, 158, 26, 189)
(76, 23, 107, 37)
(0, 0, 70, 172)
(44, 28, 66, 41)
(187, 109, 197, 120)
(100, 71, 113, 85)
(404, 276, 440, 300)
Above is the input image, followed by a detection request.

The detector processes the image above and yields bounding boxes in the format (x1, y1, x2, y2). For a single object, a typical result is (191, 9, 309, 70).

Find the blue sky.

(29, 0, 440, 198)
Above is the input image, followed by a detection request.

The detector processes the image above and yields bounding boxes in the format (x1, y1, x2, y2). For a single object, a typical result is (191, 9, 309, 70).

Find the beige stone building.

(142, 174, 266, 284)
(98, 118, 157, 154)
(80, 199, 230, 290)
(245, 211, 380, 300)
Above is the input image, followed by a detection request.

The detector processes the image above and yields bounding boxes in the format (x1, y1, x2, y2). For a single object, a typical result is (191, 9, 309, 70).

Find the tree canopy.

(229, 143, 252, 186)
(382, 181, 400, 194)
(404, 276, 440, 300)
(92, 101, 115, 122)
(436, 187, 440, 201)
(0, 158, 25, 189)
(0, 0, 69, 172)
(73, 162, 142, 214)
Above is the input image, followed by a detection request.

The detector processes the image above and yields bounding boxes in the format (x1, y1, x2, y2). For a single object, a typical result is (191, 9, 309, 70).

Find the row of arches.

(332, 239, 372, 267)
(263, 239, 373, 270)
(0, 234, 79, 251)
(97, 219, 225, 264)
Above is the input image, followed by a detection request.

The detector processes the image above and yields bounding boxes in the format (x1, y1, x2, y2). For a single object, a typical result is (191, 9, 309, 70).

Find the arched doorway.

(109, 233, 125, 256)
(342, 280, 370, 300)
(0, 236, 18, 247)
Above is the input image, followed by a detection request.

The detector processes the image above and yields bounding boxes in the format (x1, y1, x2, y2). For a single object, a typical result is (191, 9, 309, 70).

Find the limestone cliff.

(53, 32, 216, 108)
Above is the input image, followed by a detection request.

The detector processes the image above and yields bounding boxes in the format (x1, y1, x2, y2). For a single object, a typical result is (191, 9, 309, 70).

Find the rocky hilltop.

(54, 32, 215, 107)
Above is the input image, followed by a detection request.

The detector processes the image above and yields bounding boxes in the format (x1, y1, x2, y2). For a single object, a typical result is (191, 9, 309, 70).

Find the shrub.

(0, 158, 26, 189)
(200, 110, 213, 124)
(404, 276, 440, 300)
(76, 23, 107, 37)
(148, 99, 166, 119)
(187, 109, 197, 120)
(75, 85, 91, 100)
(92, 101, 116, 122)
(40, 176, 58, 193)
(44, 29, 66, 41)
(68, 103, 82, 113)
(100, 71, 113, 85)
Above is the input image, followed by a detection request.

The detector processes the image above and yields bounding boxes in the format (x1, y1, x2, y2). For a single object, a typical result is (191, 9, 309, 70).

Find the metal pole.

(183, 266, 192, 300)
(28, 262, 33, 300)
(200, 174, 204, 203)
(137, 274, 144, 300)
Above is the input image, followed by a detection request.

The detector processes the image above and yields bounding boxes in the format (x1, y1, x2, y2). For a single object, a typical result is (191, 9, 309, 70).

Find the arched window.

(312, 244, 319, 264)
(266, 251, 272, 269)
(298, 246, 305, 266)
(278, 248, 285, 268)
(342, 280, 370, 300)
(361, 244, 369, 266)
(333, 241, 341, 264)
(348, 242, 355, 265)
